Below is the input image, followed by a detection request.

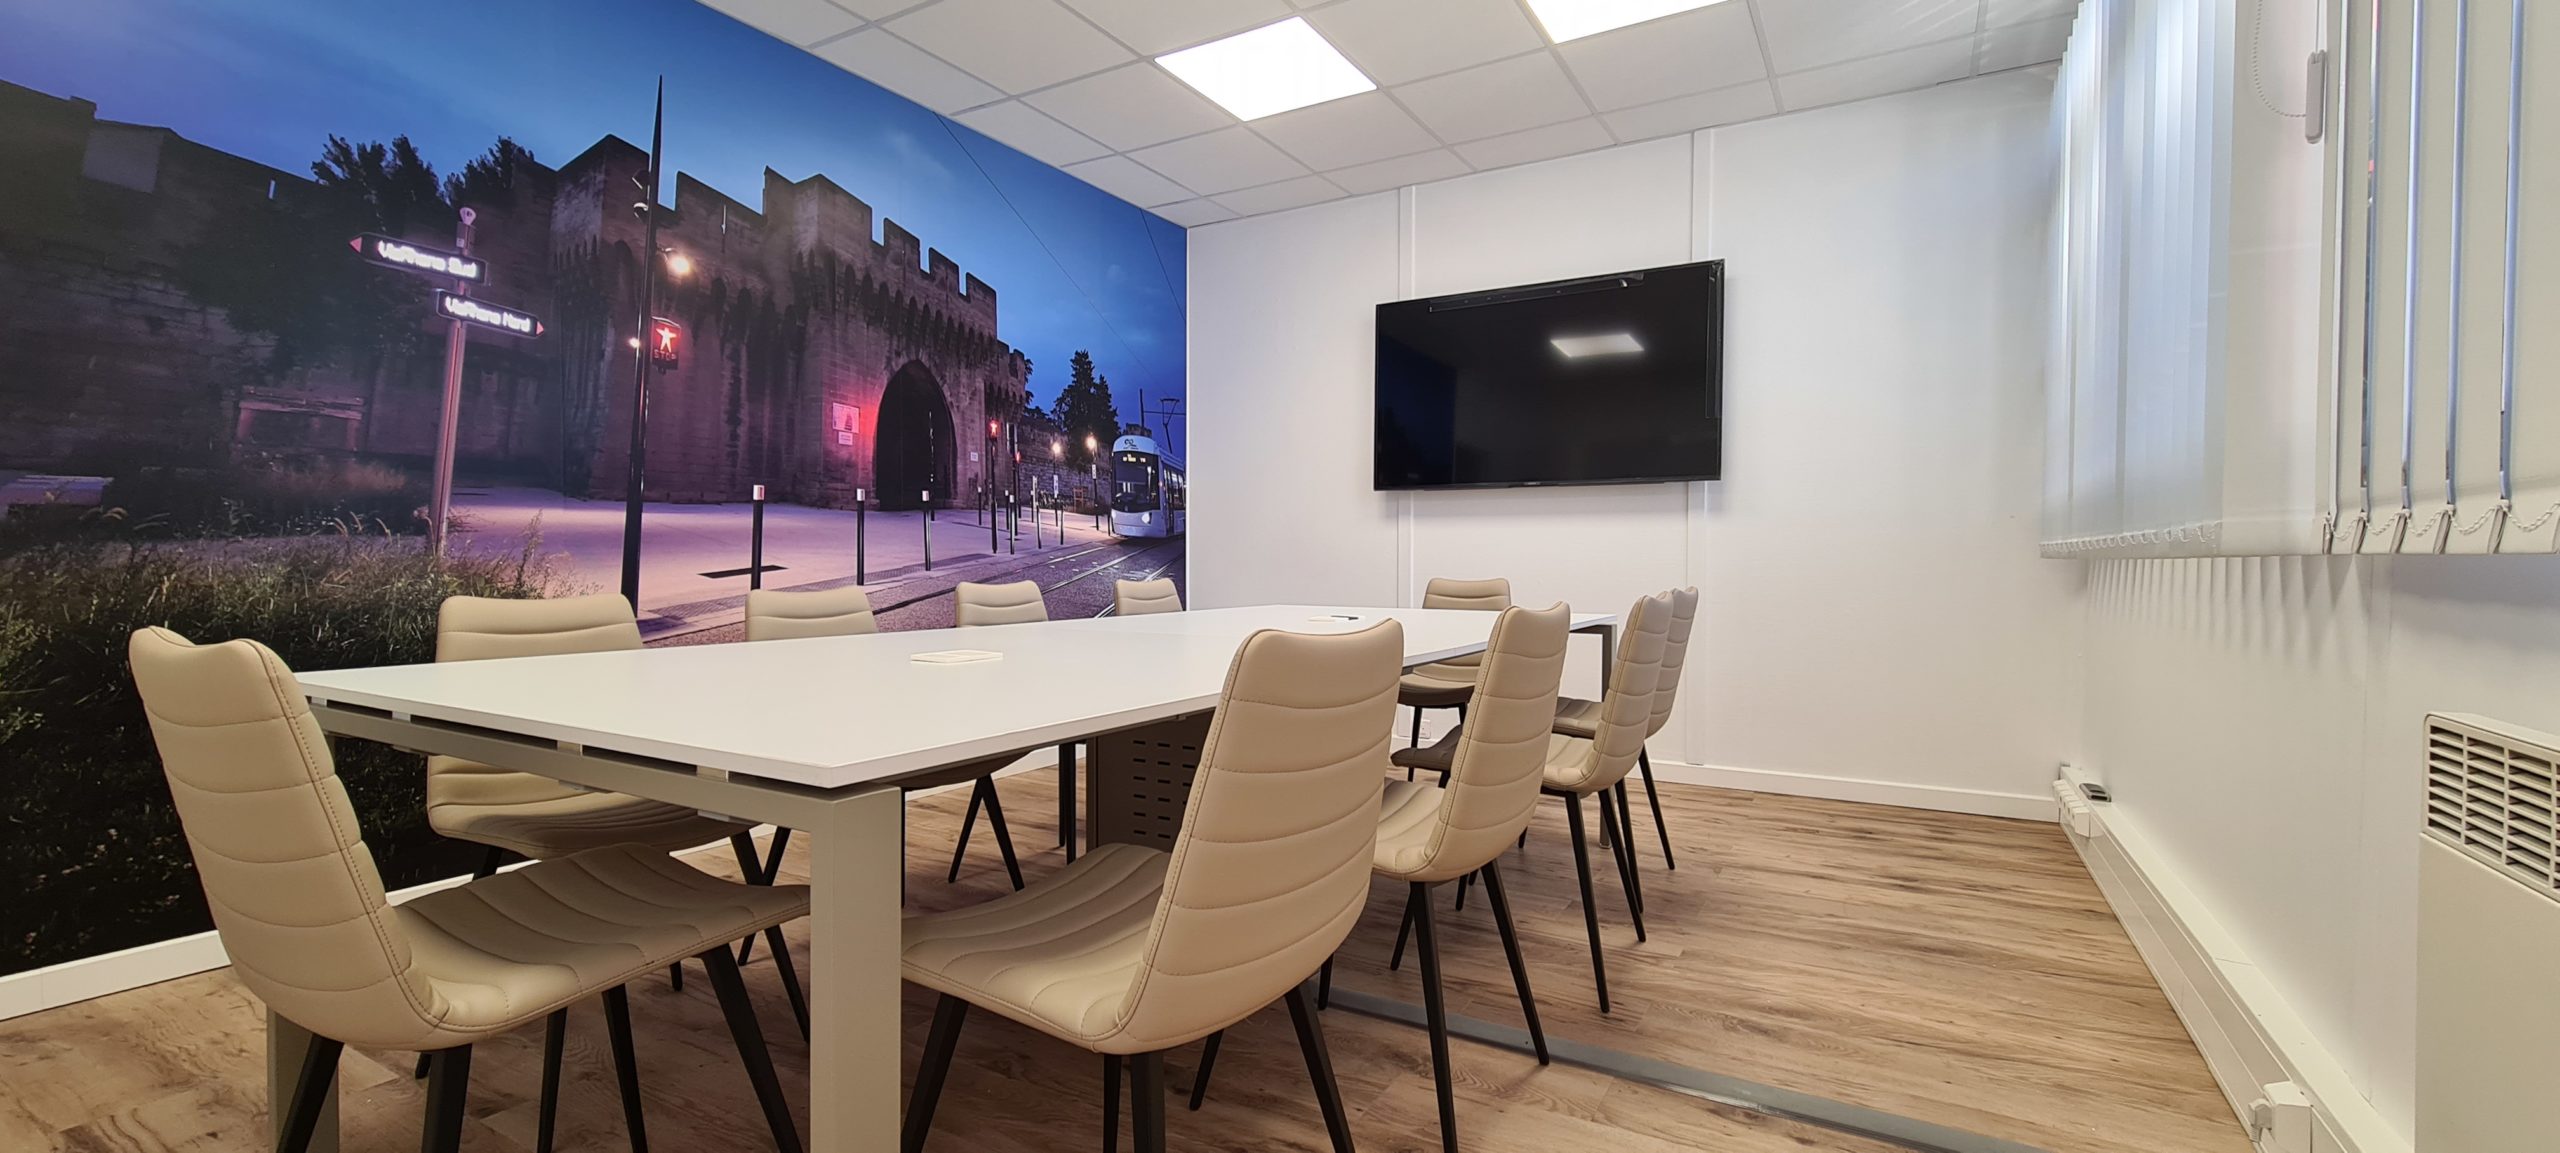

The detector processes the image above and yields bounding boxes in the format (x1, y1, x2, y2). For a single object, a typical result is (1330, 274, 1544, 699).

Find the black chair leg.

(1317, 955, 1333, 1010)
(1059, 743, 1079, 862)
(1563, 792, 1611, 1013)
(905, 995, 969, 1153)
(473, 846, 506, 880)
(1638, 749, 1674, 869)
(1613, 779, 1647, 916)
(1480, 861, 1548, 1065)
(421, 1045, 473, 1153)
(732, 833, 767, 965)
(760, 827, 794, 882)
(1284, 983, 1356, 1153)
(411, 1051, 430, 1081)
(1411, 881, 1458, 1153)
(702, 947, 804, 1153)
(1130, 1051, 1167, 1153)
(979, 777, 1026, 891)
(276, 1029, 342, 1153)
(1387, 883, 1418, 971)
(1598, 788, 1647, 942)
(764, 924, 810, 1039)
(669, 962, 683, 993)
(1185, 1030, 1223, 1111)
(1102, 1055, 1122, 1153)
(947, 781, 985, 883)
(603, 986, 649, 1153)
(1453, 872, 1471, 912)
(535, 1009, 568, 1153)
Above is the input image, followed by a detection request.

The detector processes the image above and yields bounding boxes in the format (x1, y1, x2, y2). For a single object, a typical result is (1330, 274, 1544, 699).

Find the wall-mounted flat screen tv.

(1374, 259, 1723, 490)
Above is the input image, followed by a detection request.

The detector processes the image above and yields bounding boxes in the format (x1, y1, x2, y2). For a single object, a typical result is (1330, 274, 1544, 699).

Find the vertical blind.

(2044, 0, 2558, 556)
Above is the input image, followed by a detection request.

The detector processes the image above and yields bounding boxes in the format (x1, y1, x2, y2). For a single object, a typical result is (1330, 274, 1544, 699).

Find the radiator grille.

(2426, 714, 2560, 897)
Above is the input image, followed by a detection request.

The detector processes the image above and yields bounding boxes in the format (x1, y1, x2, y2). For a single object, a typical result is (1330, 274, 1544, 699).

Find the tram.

(1108, 430, 1185, 538)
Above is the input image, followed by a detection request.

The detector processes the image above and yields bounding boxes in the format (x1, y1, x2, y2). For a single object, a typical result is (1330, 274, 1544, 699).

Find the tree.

(443, 137, 536, 210)
(312, 135, 451, 236)
(1052, 350, 1120, 468)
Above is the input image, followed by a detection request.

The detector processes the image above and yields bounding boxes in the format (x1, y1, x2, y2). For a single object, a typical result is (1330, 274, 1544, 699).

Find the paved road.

(654, 536, 1184, 646)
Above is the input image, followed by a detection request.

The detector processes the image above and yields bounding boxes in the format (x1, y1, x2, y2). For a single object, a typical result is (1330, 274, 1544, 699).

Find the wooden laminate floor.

(0, 777, 2248, 1153)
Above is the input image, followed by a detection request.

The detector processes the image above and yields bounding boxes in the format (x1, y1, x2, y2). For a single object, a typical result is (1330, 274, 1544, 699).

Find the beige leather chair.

(953, 580, 1073, 865)
(1191, 604, 1572, 1152)
(742, 587, 1024, 893)
(424, 594, 797, 1016)
(952, 579, 1048, 626)
(1397, 577, 1512, 764)
(744, 585, 878, 640)
(1111, 577, 1183, 616)
(1553, 586, 1697, 872)
(128, 628, 808, 1153)
(901, 620, 1405, 1153)
(1394, 591, 1672, 1013)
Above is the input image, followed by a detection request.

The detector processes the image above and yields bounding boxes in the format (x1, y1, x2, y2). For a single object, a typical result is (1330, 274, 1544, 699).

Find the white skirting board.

(2063, 794, 2411, 1153)
(1647, 759, 2061, 822)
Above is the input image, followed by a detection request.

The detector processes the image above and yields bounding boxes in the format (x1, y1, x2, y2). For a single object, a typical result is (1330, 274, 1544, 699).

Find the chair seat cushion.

(428, 756, 751, 859)
(1542, 733, 1603, 793)
(1550, 696, 1601, 738)
(1389, 730, 1459, 775)
(1396, 669, 1476, 709)
(396, 844, 808, 1043)
(902, 842, 1167, 1051)
(1374, 780, 1471, 883)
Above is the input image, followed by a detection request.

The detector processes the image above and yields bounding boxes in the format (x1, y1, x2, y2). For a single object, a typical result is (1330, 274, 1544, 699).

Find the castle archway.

(873, 361, 955, 510)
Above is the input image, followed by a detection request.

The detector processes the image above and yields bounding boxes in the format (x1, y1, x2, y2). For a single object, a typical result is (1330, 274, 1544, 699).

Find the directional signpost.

(350, 207, 545, 558)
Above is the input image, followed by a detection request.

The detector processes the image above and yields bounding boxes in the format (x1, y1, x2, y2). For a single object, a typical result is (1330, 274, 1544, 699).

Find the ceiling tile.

(1557, 2, 1766, 111)
(1393, 53, 1590, 143)
(1151, 198, 1241, 227)
(1304, 0, 1546, 87)
(1977, 15, 2073, 72)
(1776, 36, 1975, 111)
(1602, 80, 1778, 140)
(1026, 63, 1236, 150)
(1058, 0, 1295, 55)
(1063, 154, 1197, 205)
(1325, 148, 1471, 196)
(700, 0, 866, 46)
(813, 28, 1005, 111)
(1984, 0, 2079, 28)
(1757, 0, 1978, 74)
(952, 100, 1112, 165)
(1451, 116, 1613, 170)
(1214, 174, 1347, 215)
(888, 0, 1133, 92)
(1251, 91, 1439, 170)
(1130, 127, 1309, 195)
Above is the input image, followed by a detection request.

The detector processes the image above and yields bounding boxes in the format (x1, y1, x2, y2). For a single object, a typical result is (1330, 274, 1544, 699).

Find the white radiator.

(2418, 714, 2560, 1153)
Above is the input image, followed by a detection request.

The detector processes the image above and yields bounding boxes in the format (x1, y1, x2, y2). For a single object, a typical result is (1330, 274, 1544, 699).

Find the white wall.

(1191, 72, 2083, 814)
(2082, 553, 2560, 1139)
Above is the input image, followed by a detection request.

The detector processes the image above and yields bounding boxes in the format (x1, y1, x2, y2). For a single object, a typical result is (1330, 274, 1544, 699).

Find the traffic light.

(648, 317, 681, 368)
(988, 419, 1001, 439)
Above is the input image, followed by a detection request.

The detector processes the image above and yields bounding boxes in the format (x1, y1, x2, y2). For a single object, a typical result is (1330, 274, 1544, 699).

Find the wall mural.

(0, 0, 1188, 976)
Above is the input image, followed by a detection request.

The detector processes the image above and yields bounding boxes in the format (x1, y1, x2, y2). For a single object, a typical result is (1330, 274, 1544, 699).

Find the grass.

(0, 530, 569, 975)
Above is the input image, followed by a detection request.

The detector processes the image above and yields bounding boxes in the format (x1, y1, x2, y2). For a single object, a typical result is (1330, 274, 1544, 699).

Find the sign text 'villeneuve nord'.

(351, 234, 487, 282)
(434, 291, 543, 337)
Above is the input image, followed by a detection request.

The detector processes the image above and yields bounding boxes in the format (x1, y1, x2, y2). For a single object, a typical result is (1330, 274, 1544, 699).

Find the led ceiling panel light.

(1523, 0, 1734, 44)
(1156, 17, 1375, 122)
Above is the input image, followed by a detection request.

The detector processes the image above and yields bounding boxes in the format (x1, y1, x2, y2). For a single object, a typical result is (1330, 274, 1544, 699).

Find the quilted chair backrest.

(429, 593, 644, 815)
(1647, 587, 1700, 737)
(1418, 603, 1572, 873)
(1112, 578, 1183, 617)
(1413, 576, 1512, 678)
(1549, 592, 1673, 794)
(128, 628, 441, 1048)
(954, 581, 1049, 627)
(1110, 620, 1404, 1052)
(745, 586, 879, 641)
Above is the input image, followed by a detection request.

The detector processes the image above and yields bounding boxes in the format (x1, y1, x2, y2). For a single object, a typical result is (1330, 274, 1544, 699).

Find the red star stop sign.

(650, 318, 682, 368)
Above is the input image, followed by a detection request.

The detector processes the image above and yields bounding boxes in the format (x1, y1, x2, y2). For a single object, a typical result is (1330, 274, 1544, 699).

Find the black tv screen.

(1373, 260, 1723, 490)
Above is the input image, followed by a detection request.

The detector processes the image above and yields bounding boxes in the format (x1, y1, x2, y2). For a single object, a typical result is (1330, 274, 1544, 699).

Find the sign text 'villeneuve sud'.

(351, 234, 486, 282)
(434, 292, 543, 338)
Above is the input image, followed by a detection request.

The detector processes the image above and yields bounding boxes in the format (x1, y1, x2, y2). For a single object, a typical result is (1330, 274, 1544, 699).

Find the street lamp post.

(617, 78, 667, 612)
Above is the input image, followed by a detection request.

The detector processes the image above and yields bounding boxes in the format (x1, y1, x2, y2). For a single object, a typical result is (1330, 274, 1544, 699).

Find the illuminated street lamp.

(663, 248, 693, 279)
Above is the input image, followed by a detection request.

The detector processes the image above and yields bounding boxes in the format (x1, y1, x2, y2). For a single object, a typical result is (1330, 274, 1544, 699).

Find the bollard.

(1033, 493, 1043, 548)
(855, 488, 867, 585)
(988, 481, 998, 554)
(921, 489, 932, 571)
(749, 484, 767, 590)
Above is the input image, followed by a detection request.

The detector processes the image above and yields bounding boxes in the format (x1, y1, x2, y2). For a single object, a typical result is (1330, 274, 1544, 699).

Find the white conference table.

(291, 604, 1618, 1152)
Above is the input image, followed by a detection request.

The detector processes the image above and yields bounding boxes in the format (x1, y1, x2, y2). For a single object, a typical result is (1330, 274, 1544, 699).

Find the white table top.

(297, 605, 1616, 791)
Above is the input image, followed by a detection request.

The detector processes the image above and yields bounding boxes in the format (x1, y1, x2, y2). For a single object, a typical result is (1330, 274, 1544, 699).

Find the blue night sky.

(0, 0, 1187, 416)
